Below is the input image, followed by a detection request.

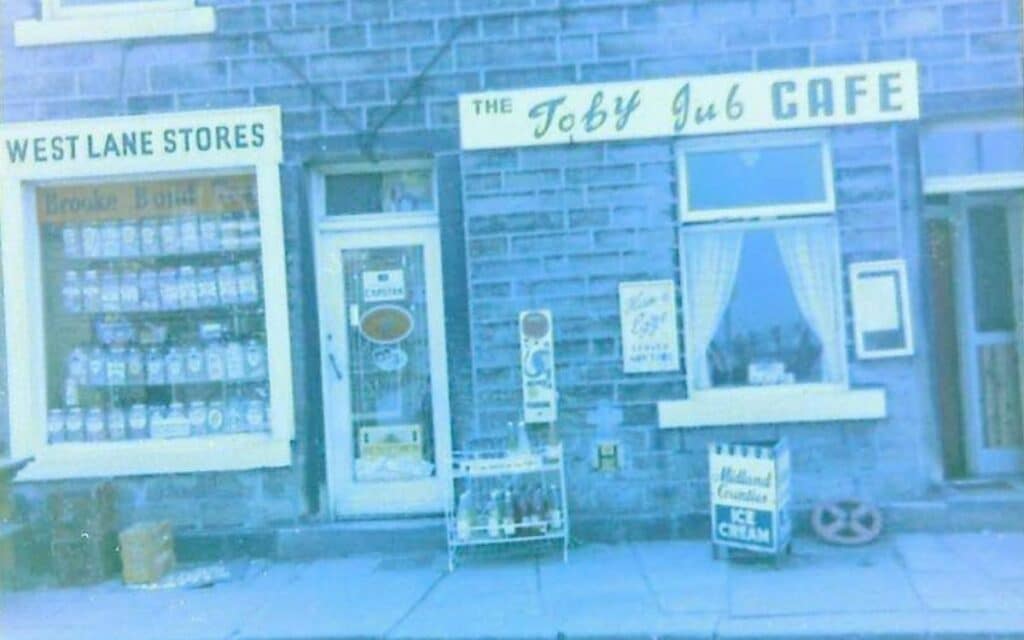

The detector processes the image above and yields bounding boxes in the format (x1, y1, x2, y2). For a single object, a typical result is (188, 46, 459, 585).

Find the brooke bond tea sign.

(459, 60, 918, 150)
(619, 280, 680, 374)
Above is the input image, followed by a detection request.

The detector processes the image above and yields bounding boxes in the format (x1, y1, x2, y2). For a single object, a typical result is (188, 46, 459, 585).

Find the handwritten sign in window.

(619, 280, 680, 374)
(459, 61, 918, 150)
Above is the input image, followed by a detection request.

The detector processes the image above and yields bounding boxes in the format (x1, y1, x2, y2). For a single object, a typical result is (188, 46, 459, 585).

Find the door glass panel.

(977, 343, 1024, 448)
(968, 207, 1015, 332)
(342, 245, 435, 482)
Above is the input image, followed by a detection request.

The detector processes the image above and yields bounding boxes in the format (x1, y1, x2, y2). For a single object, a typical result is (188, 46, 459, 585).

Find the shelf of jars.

(41, 202, 274, 450)
(445, 433, 569, 571)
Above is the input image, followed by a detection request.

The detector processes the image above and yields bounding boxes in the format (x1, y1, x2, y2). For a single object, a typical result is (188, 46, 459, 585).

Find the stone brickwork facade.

(1, 0, 1022, 544)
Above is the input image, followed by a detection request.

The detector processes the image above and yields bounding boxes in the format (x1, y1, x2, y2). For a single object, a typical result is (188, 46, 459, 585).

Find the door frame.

(951, 192, 1024, 475)
(310, 165, 452, 517)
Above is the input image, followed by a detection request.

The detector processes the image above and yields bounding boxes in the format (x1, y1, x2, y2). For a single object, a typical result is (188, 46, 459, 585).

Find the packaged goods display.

(40, 176, 272, 445)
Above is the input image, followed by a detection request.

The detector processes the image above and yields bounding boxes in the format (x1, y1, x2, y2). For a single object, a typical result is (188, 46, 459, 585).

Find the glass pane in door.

(977, 344, 1024, 448)
(341, 245, 435, 482)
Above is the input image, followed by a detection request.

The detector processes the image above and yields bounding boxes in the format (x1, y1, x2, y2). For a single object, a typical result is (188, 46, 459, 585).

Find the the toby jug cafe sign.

(458, 60, 919, 150)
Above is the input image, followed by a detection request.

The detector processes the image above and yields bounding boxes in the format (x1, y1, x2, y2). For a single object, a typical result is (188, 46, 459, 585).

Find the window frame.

(919, 115, 1024, 195)
(677, 215, 850, 399)
(314, 160, 438, 220)
(661, 131, 887, 428)
(14, 0, 214, 47)
(676, 131, 836, 224)
(1, 107, 296, 481)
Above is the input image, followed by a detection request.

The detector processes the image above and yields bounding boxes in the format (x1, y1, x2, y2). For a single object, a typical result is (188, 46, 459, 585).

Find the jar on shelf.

(62, 223, 82, 259)
(100, 221, 121, 259)
(120, 219, 140, 257)
(62, 270, 82, 313)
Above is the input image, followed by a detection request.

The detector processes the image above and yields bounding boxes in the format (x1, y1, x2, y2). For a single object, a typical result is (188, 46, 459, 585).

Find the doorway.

(315, 219, 452, 516)
(946, 195, 1024, 475)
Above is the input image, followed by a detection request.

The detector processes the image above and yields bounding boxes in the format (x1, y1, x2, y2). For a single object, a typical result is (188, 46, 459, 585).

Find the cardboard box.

(119, 521, 175, 585)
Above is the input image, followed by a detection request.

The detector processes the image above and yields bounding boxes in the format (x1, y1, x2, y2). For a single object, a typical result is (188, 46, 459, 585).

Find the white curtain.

(774, 224, 843, 383)
(684, 229, 744, 390)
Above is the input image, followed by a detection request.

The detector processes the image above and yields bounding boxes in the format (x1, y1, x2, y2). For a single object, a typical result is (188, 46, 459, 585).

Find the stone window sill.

(657, 385, 887, 428)
(14, 6, 214, 47)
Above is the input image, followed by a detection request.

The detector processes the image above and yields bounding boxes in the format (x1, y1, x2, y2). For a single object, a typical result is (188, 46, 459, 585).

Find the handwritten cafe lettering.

(458, 60, 919, 150)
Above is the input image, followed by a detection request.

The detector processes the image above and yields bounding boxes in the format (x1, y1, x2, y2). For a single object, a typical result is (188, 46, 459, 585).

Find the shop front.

(0, 107, 296, 481)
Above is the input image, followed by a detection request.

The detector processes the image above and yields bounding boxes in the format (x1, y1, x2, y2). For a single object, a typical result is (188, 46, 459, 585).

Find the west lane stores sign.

(0, 106, 282, 179)
(458, 60, 919, 150)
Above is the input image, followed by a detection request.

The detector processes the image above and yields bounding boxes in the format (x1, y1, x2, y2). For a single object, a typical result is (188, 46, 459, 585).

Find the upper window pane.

(968, 206, 1015, 332)
(920, 120, 1024, 180)
(684, 144, 828, 213)
(325, 169, 434, 216)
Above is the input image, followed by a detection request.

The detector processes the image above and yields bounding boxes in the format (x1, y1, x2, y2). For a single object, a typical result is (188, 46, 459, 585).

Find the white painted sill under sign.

(657, 385, 887, 428)
(14, 5, 214, 47)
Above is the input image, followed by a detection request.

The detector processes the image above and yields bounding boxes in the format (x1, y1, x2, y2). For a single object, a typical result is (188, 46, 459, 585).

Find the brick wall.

(1, 0, 1022, 537)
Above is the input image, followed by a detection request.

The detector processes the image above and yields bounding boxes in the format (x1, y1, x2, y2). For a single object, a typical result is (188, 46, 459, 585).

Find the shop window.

(14, 0, 214, 47)
(920, 116, 1024, 194)
(679, 135, 834, 223)
(41, 176, 271, 445)
(659, 132, 886, 428)
(2, 107, 294, 480)
(324, 167, 435, 216)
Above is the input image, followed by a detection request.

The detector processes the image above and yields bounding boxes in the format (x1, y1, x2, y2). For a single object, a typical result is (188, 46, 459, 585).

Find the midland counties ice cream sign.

(458, 60, 919, 150)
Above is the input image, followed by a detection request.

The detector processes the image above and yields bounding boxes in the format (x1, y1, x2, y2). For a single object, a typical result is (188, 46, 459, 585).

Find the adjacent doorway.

(313, 166, 452, 516)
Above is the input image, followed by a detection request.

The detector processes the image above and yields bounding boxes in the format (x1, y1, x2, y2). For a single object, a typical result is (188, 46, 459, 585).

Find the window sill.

(14, 6, 215, 47)
(12, 434, 291, 481)
(657, 386, 887, 428)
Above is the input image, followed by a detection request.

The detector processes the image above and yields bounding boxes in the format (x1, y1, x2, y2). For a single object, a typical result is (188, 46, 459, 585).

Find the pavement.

(2, 532, 1024, 639)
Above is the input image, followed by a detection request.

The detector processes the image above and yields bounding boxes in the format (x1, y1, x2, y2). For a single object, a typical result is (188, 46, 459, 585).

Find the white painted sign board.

(459, 60, 919, 150)
(618, 280, 680, 373)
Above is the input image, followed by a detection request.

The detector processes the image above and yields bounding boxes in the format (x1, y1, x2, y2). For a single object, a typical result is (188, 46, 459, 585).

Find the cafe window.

(14, 0, 214, 47)
(678, 133, 834, 223)
(1, 108, 294, 480)
(656, 131, 886, 429)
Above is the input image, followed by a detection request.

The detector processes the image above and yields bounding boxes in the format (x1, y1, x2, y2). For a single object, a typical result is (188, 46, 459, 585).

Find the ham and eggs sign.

(458, 60, 919, 150)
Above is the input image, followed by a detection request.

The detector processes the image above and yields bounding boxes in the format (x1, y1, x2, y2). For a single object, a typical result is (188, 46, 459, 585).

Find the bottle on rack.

(199, 215, 220, 252)
(179, 215, 201, 254)
(178, 265, 199, 309)
(120, 219, 140, 257)
(139, 268, 161, 311)
(184, 345, 206, 382)
(81, 222, 101, 259)
(120, 268, 140, 312)
(140, 218, 161, 256)
(514, 485, 530, 536)
(547, 484, 563, 531)
(85, 407, 106, 442)
(107, 407, 127, 441)
(47, 409, 66, 443)
(81, 270, 101, 312)
(65, 407, 85, 442)
(146, 347, 166, 385)
(106, 347, 127, 387)
(486, 490, 501, 538)
(197, 267, 219, 308)
(501, 487, 516, 537)
(455, 488, 473, 541)
(217, 263, 239, 305)
(126, 347, 145, 385)
(62, 271, 82, 313)
(532, 484, 548, 535)
(100, 222, 121, 258)
(128, 404, 148, 439)
(62, 223, 81, 259)
(100, 270, 120, 312)
(159, 216, 181, 255)
(87, 347, 107, 386)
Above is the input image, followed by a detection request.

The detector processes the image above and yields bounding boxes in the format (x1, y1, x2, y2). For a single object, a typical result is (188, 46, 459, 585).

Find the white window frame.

(659, 132, 886, 429)
(14, 0, 214, 47)
(849, 259, 915, 360)
(1, 106, 296, 481)
(677, 131, 836, 224)
(920, 115, 1024, 195)
(315, 160, 438, 219)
